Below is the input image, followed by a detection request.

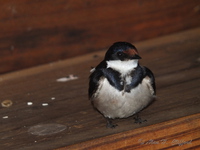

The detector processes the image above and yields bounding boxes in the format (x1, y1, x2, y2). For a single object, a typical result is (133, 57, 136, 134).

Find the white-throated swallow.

(89, 42, 156, 128)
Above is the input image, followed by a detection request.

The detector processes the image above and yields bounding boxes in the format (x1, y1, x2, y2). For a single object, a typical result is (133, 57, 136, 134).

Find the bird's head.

(104, 42, 141, 61)
(104, 42, 142, 74)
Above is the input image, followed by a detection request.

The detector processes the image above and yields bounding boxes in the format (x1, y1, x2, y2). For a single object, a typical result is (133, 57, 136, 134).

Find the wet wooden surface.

(0, 0, 200, 73)
(0, 28, 200, 150)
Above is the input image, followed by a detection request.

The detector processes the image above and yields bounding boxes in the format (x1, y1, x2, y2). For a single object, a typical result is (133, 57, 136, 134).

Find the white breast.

(92, 77, 154, 119)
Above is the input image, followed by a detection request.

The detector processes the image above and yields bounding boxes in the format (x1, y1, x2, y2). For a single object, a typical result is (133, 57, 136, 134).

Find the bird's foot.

(133, 114, 147, 124)
(106, 118, 118, 128)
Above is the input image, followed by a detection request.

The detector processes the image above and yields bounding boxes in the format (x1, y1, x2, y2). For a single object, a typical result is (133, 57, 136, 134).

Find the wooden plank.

(0, 0, 200, 73)
(58, 113, 200, 150)
(0, 28, 200, 149)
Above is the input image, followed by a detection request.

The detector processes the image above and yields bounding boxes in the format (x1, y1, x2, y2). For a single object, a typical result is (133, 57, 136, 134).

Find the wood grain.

(58, 113, 200, 150)
(0, 28, 200, 150)
(0, 0, 200, 73)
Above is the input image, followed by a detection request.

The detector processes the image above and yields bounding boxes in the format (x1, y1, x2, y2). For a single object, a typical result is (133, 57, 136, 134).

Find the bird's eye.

(117, 52, 124, 57)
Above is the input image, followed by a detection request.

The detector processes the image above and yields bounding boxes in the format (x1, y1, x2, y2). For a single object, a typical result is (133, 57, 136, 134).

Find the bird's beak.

(124, 49, 142, 59)
(133, 54, 142, 59)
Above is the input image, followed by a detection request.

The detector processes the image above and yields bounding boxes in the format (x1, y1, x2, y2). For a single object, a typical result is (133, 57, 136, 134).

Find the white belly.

(92, 77, 154, 119)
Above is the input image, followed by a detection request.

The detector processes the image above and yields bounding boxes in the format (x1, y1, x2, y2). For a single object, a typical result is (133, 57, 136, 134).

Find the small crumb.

(56, 74, 78, 82)
(51, 97, 55, 100)
(27, 102, 33, 106)
(90, 67, 95, 73)
(42, 103, 48, 106)
(1, 100, 13, 108)
(2, 116, 8, 119)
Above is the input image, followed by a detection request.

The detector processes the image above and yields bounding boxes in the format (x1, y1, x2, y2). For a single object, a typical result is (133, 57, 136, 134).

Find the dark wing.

(143, 66, 156, 95)
(88, 69, 104, 99)
(125, 65, 156, 94)
(125, 65, 145, 92)
(88, 60, 124, 99)
(88, 61, 106, 99)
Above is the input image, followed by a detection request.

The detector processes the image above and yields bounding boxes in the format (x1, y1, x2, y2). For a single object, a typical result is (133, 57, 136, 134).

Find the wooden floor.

(0, 28, 200, 150)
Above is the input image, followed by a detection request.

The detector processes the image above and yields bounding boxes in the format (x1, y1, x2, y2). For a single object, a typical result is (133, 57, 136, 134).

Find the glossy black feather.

(89, 60, 124, 99)
(124, 65, 145, 92)
(88, 61, 106, 99)
(142, 66, 156, 95)
(88, 70, 103, 99)
(125, 65, 156, 94)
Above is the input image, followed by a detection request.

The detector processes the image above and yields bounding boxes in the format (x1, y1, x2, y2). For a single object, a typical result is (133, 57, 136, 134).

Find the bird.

(88, 42, 156, 128)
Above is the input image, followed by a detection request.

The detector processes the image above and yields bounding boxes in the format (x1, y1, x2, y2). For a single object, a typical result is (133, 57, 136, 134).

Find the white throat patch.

(106, 60, 138, 75)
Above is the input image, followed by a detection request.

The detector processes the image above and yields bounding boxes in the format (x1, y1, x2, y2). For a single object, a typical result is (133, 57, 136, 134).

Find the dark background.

(0, 0, 200, 74)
